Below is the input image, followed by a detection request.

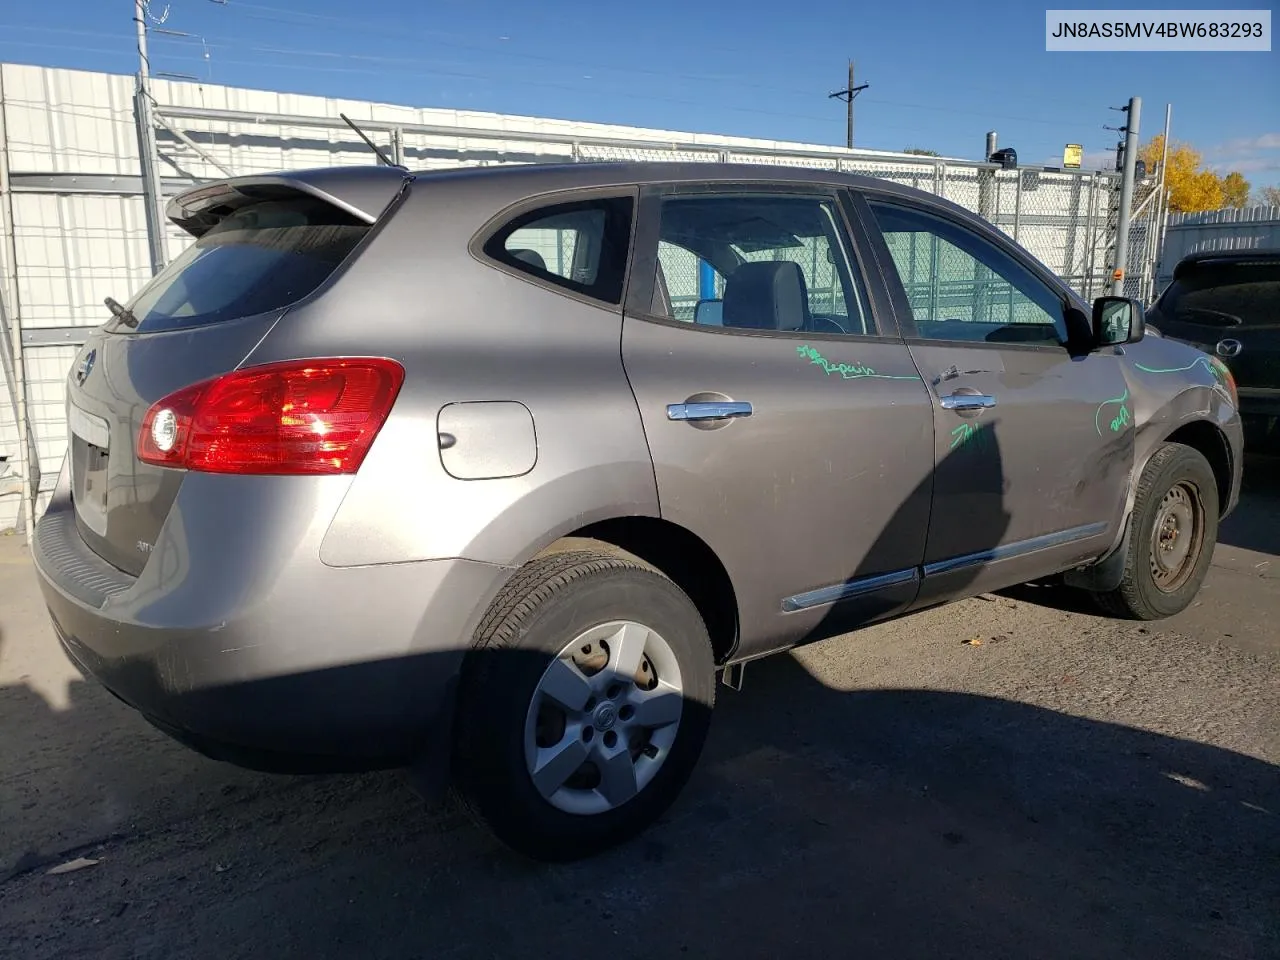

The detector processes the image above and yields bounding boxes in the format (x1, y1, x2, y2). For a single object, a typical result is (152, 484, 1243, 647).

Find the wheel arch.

(1153, 418, 1234, 516)
(1066, 415, 1232, 593)
(531, 517, 740, 666)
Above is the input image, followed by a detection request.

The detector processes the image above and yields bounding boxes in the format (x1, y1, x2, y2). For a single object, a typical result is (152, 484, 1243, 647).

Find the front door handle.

(667, 401, 753, 422)
(939, 393, 997, 411)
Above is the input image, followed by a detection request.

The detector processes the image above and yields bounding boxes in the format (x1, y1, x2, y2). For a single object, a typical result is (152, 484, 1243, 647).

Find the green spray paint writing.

(950, 423, 974, 449)
(1094, 388, 1130, 436)
(797, 344, 919, 381)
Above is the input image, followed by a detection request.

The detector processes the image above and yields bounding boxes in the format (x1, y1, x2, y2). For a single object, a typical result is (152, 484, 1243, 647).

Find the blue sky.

(2, 0, 1278, 188)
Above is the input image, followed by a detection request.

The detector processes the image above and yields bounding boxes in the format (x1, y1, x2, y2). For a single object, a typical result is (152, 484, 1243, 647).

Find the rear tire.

(452, 547, 715, 862)
(1093, 442, 1219, 620)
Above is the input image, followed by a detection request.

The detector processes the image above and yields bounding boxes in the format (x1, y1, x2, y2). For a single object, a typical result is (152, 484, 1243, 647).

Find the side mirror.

(1093, 296, 1146, 347)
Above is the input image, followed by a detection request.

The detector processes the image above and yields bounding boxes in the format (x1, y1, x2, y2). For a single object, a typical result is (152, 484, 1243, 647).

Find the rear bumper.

(32, 477, 511, 773)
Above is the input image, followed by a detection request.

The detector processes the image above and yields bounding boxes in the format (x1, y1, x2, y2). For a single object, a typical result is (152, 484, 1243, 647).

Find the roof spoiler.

(1173, 249, 1280, 279)
(166, 166, 413, 237)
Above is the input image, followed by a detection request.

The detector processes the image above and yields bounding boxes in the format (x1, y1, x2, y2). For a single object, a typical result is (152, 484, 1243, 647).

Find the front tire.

(1093, 442, 1219, 620)
(452, 547, 715, 862)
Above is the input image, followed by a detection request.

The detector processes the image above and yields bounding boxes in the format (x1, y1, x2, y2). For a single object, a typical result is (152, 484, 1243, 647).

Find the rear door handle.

(939, 393, 996, 411)
(667, 401, 753, 422)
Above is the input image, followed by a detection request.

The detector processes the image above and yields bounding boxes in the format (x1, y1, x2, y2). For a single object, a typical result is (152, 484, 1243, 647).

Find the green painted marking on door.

(1094, 388, 1130, 436)
(796, 344, 920, 381)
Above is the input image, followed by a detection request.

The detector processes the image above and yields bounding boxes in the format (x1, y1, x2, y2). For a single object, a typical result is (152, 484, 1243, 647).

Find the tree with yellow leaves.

(1221, 172, 1250, 209)
(1139, 135, 1250, 213)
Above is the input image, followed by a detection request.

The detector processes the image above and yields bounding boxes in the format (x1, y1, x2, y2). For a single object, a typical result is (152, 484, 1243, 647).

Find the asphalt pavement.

(1, 461, 1277, 960)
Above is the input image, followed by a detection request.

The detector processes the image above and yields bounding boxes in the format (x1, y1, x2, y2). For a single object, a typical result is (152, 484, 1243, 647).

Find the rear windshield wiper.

(104, 296, 139, 328)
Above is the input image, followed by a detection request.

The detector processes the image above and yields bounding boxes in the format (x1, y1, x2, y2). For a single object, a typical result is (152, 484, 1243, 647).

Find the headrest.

(722, 260, 810, 330)
(509, 248, 547, 271)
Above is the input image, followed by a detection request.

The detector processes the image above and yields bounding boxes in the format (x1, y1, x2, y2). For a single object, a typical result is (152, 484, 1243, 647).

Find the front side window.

(484, 195, 633, 305)
(868, 200, 1068, 346)
(647, 193, 874, 337)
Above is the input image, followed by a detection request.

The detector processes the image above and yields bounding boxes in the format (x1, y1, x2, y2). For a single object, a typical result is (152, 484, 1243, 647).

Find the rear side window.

(482, 195, 633, 305)
(119, 197, 370, 333)
(1158, 260, 1280, 329)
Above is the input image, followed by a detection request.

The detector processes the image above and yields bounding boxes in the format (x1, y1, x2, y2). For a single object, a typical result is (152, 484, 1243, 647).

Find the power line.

(0, 20, 1108, 132)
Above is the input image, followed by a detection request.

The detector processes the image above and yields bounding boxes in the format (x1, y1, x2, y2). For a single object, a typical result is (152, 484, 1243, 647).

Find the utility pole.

(134, 0, 168, 275)
(134, 0, 151, 88)
(828, 61, 869, 149)
(1110, 96, 1141, 296)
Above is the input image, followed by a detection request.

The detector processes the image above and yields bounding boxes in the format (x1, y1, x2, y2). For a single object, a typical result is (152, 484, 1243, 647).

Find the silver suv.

(33, 162, 1243, 861)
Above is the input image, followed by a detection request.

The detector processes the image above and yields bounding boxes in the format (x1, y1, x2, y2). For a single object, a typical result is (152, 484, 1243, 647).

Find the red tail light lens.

(137, 358, 405, 475)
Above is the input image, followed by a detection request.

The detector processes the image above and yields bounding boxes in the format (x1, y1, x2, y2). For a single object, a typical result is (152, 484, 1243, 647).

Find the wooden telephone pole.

(829, 61, 869, 149)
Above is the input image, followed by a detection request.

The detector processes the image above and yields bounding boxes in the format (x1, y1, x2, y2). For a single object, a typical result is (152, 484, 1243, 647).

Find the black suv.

(1148, 251, 1280, 450)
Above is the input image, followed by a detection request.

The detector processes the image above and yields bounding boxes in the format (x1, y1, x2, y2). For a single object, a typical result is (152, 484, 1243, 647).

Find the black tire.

(451, 547, 715, 862)
(1093, 442, 1219, 620)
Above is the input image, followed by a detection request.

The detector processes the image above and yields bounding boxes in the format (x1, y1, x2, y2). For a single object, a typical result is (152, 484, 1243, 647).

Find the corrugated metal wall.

(0, 61, 1131, 531)
(1156, 206, 1280, 290)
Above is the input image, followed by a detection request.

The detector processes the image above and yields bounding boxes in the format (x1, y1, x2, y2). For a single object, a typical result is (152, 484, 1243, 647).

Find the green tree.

(902, 147, 939, 156)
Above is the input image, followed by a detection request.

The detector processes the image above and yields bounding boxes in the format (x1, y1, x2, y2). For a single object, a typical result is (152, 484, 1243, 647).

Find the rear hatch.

(65, 167, 409, 575)
(1149, 254, 1280, 403)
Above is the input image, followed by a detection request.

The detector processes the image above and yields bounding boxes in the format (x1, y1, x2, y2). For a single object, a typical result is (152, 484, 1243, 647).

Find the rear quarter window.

(118, 197, 371, 334)
(480, 194, 634, 305)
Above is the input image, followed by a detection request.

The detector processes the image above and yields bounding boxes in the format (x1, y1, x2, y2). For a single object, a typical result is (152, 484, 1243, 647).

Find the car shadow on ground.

(1, 646, 1278, 960)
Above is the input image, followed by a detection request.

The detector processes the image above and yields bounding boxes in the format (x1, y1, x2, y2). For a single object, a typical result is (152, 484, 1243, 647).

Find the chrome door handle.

(667, 401, 753, 421)
(940, 393, 996, 410)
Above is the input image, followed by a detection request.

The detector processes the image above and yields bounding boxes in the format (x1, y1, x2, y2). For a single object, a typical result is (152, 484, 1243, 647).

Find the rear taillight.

(137, 358, 404, 475)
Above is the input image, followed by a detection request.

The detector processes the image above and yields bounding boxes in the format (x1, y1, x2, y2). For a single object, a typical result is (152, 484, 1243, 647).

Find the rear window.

(1157, 260, 1280, 330)
(116, 197, 370, 333)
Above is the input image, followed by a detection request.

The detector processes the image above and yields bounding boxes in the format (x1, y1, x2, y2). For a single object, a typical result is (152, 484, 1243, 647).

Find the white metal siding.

(1157, 206, 1280, 289)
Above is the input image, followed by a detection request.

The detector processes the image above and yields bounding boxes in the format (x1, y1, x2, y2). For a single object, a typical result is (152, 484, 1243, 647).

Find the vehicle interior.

(649, 194, 873, 336)
(869, 201, 1070, 346)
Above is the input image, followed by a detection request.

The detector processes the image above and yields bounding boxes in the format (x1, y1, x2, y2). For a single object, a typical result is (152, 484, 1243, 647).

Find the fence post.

(391, 127, 405, 166)
(1111, 96, 1141, 296)
(1062, 173, 1085, 290)
(133, 78, 168, 276)
(1082, 173, 1099, 299)
(0, 68, 38, 540)
(1012, 172, 1023, 243)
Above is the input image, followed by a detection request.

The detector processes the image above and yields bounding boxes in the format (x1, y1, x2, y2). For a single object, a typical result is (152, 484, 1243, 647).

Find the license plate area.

(68, 404, 110, 537)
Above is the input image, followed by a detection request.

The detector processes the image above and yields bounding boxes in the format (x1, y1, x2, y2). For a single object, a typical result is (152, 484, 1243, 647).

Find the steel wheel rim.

(523, 620, 684, 816)
(1148, 481, 1204, 593)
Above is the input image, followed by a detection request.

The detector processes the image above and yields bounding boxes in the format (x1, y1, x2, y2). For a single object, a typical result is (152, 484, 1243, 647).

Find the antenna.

(340, 113, 401, 168)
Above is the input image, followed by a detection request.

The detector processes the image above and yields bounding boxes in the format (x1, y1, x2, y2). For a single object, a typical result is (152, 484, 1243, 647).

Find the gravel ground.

(1, 465, 1277, 960)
